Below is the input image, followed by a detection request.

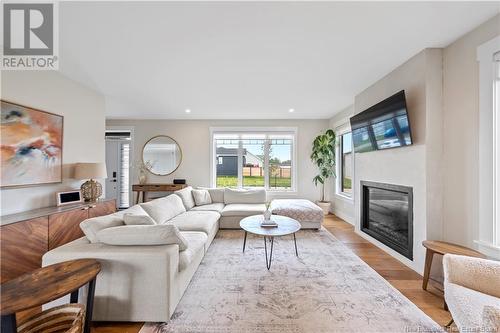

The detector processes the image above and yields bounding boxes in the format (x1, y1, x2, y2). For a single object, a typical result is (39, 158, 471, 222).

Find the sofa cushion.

(224, 188, 266, 204)
(483, 306, 500, 331)
(96, 224, 188, 250)
(190, 203, 225, 213)
(174, 186, 195, 210)
(168, 211, 220, 235)
(112, 204, 148, 219)
(123, 213, 156, 226)
(80, 215, 124, 243)
(140, 195, 186, 224)
(221, 203, 266, 217)
(178, 231, 207, 271)
(445, 282, 500, 331)
(192, 189, 212, 206)
(270, 199, 324, 223)
(197, 187, 224, 203)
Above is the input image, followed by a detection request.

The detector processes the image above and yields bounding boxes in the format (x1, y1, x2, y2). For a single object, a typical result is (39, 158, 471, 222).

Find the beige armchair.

(443, 254, 500, 332)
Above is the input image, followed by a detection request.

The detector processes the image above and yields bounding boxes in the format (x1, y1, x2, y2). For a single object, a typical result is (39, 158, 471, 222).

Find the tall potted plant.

(311, 129, 336, 215)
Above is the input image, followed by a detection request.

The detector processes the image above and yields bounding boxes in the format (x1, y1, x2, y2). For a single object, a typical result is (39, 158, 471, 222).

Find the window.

(268, 137, 293, 190)
(211, 129, 296, 191)
(119, 143, 130, 209)
(340, 132, 353, 196)
(242, 138, 266, 188)
(334, 124, 354, 200)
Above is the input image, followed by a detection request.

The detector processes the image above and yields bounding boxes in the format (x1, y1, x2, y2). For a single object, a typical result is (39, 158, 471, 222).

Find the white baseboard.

(330, 209, 354, 225)
(354, 228, 423, 275)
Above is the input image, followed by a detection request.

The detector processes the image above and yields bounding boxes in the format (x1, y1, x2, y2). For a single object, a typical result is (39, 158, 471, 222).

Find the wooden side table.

(0, 259, 101, 333)
(422, 240, 485, 290)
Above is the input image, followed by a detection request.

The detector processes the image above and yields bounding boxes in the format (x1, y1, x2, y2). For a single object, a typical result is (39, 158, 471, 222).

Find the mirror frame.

(141, 135, 183, 176)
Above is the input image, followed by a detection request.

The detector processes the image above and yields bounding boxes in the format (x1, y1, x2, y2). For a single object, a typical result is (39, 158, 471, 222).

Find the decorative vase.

(81, 179, 102, 202)
(139, 169, 147, 184)
(263, 209, 272, 221)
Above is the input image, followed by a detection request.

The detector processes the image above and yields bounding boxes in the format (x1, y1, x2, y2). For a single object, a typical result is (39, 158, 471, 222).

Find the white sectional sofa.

(42, 187, 268, 322)
(178, 187, 267, 229)
(42, 186, 322, 322)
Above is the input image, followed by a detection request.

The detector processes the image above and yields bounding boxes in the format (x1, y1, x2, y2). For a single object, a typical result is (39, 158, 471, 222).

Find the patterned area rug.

(140, 228, 443, 333)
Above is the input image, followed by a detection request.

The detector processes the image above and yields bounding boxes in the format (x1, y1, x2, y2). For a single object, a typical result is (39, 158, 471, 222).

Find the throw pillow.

(192, 189, 212, 206)
(140, 195, 186, 224)
(197, 187, 224, 203)
(123, 213, 156, 226)
(80, 214, 124, 243)
(96, 224, 188, 250)
(174, 186, 195, 210)
(224, 188, 266, 204)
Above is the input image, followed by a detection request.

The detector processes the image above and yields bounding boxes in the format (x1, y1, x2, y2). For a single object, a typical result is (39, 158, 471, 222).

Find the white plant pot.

(316, 201, 331, 215)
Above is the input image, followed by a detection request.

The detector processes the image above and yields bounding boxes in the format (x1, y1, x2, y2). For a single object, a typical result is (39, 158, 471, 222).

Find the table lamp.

(74, 163, 107, 202)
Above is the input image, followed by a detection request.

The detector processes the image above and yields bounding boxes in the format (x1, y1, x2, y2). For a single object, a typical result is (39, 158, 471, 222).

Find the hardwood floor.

(92, 214, 450, 332)
(322, 215, 451, 326)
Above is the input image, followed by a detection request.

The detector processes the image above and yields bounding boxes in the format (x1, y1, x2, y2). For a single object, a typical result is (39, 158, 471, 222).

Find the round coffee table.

(240, 215, 301, 270)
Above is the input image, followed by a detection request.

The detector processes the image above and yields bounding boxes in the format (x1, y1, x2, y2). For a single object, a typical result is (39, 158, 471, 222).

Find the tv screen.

(350, 90, 412, 153)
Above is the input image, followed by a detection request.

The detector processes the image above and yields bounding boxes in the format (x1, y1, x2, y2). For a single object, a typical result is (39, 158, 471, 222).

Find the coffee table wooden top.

(0, 259, 101, 316)
(422, 240, 485, 258)
(240, 215, 301, 237)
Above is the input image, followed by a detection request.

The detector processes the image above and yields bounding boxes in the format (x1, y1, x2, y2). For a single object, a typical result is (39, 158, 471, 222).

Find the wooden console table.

(133, 183, 187, 204)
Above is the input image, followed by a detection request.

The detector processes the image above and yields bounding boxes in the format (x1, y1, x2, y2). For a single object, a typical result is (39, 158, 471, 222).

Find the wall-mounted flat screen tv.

(350, 90, 413, 153)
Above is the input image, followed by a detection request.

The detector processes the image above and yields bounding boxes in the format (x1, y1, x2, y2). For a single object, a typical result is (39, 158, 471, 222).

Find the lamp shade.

(74, 163, 107, 180)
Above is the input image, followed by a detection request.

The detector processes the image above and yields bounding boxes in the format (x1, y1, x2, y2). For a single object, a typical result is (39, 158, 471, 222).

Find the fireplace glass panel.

(367, 188, 409, 247)
(361, 181, 413, 260)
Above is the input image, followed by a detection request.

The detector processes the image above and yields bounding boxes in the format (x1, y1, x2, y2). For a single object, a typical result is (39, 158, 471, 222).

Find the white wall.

(106, 119, 327, 201)
(442, 14, 500, 248)
(1, 71, 106, 216)
(353, 49, 443, 275)
(328, 105, 355, 224)
(325, 15, 500, 276)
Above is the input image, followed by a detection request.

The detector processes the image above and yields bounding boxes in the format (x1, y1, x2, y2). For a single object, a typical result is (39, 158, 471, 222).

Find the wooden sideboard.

(0, 199, 116, 284)
(132, 183, 187, 204)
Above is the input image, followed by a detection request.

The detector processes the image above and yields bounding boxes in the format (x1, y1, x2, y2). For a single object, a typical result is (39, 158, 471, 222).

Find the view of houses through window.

(213, 131, 295, 191)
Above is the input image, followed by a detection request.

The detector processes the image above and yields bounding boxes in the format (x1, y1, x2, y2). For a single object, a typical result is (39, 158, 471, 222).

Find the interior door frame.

(105, 126, 135, 208)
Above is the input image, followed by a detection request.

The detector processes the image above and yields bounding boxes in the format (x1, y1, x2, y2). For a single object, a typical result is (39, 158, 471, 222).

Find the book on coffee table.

(260, 220, 278, 228)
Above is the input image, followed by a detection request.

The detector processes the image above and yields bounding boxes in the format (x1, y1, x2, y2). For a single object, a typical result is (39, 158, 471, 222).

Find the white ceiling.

(59, 2, 499, 119)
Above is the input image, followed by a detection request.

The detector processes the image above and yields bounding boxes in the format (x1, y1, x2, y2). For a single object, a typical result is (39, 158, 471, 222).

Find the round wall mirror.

(142, 135, 182, 176)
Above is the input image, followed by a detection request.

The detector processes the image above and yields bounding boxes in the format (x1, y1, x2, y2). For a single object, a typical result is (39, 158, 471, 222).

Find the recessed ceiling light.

(185, 109, 191, 113)
(289, 108, 295, 113)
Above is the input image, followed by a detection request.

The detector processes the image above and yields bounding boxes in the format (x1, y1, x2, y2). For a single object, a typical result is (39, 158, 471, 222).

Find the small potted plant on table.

(311, 129, 336, 215)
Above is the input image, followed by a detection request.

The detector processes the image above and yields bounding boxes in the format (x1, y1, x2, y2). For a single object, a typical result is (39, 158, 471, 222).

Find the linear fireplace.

(361, 181, 413, 260)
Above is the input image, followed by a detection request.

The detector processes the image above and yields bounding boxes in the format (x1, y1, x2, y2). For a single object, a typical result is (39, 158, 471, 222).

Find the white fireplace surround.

(352, 49, 444, 275)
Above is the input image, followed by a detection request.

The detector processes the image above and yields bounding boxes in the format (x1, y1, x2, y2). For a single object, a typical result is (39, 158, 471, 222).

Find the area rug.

(140, 228, 443, 333)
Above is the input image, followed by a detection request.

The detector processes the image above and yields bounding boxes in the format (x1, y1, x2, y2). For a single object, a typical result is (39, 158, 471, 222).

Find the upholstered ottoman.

(270, 199, 323, 229)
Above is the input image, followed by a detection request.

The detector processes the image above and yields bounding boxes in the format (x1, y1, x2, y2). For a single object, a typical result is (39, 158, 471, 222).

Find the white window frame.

(335, 123, 354, 202)
(209, 127, 297, 192)
(476, 36, 500, 259)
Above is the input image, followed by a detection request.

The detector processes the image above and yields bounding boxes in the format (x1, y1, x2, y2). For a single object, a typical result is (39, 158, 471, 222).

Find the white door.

(105, 140, 120, 204)
(105, 139, 131, 208)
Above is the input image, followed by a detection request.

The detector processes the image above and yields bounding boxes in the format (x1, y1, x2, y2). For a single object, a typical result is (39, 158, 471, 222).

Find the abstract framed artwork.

(1, 100, 63, 188)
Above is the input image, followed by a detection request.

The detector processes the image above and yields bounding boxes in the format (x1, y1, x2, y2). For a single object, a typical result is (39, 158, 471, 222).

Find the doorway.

(105, 129, 133, 209)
